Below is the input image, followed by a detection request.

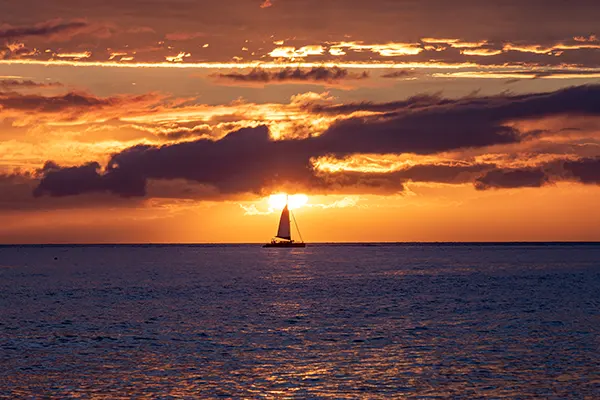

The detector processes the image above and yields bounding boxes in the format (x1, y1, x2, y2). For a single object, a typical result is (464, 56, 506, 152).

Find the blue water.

(1, 244, 599, 398)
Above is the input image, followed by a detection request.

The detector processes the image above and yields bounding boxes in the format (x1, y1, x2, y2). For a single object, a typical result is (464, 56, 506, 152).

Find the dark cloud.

(305, 85, 600, 156)
(34, 162, 116, 197)
(469, 69, 600, 80)
(0, 20, 89, 41)
(564, 157, 600, 184)
(313, 85, 600, 118)
(0, 79, 63, 89)
(306, 93, 449, 114)
(32, 123, 498, 199)
(32, 126, 314, 198)
(2, 2, 600, 66)
(530, 70, 600, 79)
(316, 116, 518, 156)
(3, 0, 600, 45)
(32, 85, 600, 200)
(399, 163, 495, 184)
(314, 163, 495, 193)
(381, 70, 416, 79)
(0, 91, 144, 111)
(213, 67, 369, 84)
(0, 172, 141, 211)
(156, 126, 213, 141)
(0, 90, 159, 121)
(1, 44, 37, 59)
(27, 122, 502, 200)
(473, 156, 600, 190)
(474, 168, 550, 190)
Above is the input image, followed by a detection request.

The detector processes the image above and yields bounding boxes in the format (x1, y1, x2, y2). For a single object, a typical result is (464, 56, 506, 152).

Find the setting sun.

(268, 193, 309, 210)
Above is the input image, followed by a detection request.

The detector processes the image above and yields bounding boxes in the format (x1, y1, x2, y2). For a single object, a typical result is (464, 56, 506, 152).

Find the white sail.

(276, 205, 291, 240)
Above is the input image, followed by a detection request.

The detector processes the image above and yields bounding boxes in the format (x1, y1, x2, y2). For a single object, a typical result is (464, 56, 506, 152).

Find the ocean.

(1, 243, 599, 398)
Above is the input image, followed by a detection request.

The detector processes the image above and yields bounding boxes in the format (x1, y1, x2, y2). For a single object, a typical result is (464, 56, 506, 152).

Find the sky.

(1, 0, 600, 243)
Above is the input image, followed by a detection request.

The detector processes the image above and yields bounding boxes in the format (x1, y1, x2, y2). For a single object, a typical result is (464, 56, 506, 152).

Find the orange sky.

(1, 1, 600, 242)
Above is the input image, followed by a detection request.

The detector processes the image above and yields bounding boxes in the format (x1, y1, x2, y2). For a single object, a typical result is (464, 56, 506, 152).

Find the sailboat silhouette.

(263, 195, 306, 248)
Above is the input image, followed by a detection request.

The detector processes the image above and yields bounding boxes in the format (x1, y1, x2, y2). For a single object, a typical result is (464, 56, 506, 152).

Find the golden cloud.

(165, 52, 191, 62)
(329, 41, 423, 56)
(268, 45, 325, 59)
(54, 51, 92, 59)
(460, 48, 503, 56)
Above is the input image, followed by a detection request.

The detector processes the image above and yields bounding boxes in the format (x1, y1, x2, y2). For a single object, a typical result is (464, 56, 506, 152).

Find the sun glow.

(268, 193, 308, 210)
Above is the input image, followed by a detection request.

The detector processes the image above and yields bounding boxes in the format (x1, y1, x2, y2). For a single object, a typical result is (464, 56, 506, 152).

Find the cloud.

(329, 41, 423, 56)
(1, 9, 600, 68)
(32, 125, 411, 199)
(381, 70, 416, 79)
(34, 126, 312, 198)
(397, 163, 495, 184)
(21, 131, 512, 199)
(305, 93, 447, 114)
(564, 157, 600, 183)
(421, 38, 488, 48)
(0, 58, 485, 70)
(460, 48, 503, 56)
(213, 67, 369, 85)
(574, 35, 598, 42)
(0, 90, 162, 124)
(109, 51, 128, 60)
(503, 42, 600, 55)
(313, 162, 496, 191)
(165, 52, 191, 62)
(269, 45, 324, 59)
(0, 79, 63, 89)
(418, 37, 600, 60)
(474, 168, 550, 190)
(33, 161, 113, 197)
(315, 116, 518, 156)
(308, 196, 359, 209)
(420, 38, 460, 44)
(240, 203, 273, 215)
(54, 51, 92, 59)
(0, 171, 144, 211)
(310, 85, 600, 121)
(0, 41, 38, 59)
(0, 20, 89, 41)
(473, 157, 600, 190)
(433, 70, 600, 80)
(29, 86, 600, 201)
(448, 41, 489, 49)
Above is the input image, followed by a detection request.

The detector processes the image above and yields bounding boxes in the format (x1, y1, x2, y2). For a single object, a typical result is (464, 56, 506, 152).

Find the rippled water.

(1, 244, 599, 398)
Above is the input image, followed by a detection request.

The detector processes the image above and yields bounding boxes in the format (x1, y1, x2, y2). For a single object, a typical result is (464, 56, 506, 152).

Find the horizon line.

(1, 241, 599, 246)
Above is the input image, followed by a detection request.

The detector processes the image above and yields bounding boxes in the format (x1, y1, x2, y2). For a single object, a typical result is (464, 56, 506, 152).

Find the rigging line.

(291, 210, 304, 243)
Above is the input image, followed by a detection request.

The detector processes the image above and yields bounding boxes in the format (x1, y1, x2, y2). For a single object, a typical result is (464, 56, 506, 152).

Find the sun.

(268, 193, 308, 210)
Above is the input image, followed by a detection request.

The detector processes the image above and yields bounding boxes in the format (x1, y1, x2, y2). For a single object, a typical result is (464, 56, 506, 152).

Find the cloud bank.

(0, 20, 89, 41)
(213, 67, 369, 85)
(30, 85, 600, 202)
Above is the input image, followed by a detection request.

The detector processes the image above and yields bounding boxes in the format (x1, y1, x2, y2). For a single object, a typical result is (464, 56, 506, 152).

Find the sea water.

(1, 244, 599, 398)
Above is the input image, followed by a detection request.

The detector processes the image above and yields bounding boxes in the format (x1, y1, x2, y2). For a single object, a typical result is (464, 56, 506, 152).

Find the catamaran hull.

(263, 242, 306, 248)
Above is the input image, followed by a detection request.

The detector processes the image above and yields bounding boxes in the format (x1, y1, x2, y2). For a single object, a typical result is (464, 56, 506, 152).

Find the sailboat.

(263, 196, 306, 248)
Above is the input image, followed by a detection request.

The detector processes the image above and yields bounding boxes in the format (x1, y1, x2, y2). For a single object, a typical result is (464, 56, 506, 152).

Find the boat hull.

(263, 242, 306, 248)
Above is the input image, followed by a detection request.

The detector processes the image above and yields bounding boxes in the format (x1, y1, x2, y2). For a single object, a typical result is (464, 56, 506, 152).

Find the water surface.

(1, 244, 599, 398)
